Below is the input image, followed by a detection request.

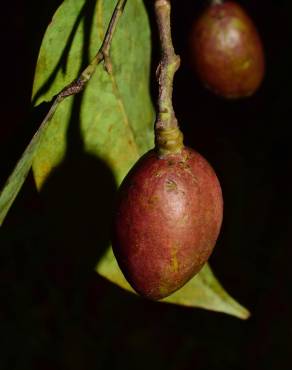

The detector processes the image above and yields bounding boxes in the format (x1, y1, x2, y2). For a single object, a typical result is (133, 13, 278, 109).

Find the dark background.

(1, 0, 292, 369)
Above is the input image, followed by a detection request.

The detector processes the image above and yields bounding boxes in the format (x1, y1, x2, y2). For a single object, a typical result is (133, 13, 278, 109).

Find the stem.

(59, 0, 127, 100)
(154, 0, 183, 157)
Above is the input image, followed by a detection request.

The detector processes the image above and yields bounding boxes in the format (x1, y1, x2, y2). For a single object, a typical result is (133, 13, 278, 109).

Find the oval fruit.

(189, 1, 265, 98)
(112, 147, 223, 300)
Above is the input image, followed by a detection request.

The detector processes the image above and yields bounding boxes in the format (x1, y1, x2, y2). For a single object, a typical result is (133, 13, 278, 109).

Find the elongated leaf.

(29, 0, 248, 318)
(0, 101, 59, 226)
(97, 248, 250, 319)
(32, 0, 154, 187)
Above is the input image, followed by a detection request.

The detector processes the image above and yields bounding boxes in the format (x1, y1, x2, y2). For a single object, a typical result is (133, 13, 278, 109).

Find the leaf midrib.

(98, 0, 140, 157)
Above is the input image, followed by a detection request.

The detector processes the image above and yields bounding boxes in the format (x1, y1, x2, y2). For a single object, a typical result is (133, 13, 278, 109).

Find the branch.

(39, 0, 128, 131)
(59, 0, 127, 99)
(0, 0, 127, 226)
(154, 0, 184, 156)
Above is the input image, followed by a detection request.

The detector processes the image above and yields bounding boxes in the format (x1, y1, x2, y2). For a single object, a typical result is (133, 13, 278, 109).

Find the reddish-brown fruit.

(112, 147, 223, 300)
(189, 1, 265, 98)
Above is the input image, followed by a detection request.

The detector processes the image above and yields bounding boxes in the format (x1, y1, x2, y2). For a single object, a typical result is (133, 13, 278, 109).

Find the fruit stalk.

(154, 0, 183, 156)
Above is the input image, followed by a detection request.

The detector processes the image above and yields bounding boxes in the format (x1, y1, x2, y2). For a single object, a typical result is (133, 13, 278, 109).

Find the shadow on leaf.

(32, 0, 97, 106)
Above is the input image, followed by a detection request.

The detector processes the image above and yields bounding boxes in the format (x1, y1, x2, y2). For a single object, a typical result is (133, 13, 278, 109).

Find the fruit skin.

(112, 147, 223, 300)
(189, 1, 265, 98)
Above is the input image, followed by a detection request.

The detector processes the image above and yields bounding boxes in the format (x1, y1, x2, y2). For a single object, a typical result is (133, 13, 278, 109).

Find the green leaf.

(32, 0, 154, 188)
(97, 248, 250, 320)
(0, 0, 250, 318)
(0, 101, 59, 226)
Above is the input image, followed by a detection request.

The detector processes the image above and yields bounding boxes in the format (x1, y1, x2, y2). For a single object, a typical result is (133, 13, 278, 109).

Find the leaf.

(97, 248, 250, 319)
(0, 101, 59, 226)
(1, 0, 249, 318)
(164, 264, 250, 319)
(32, 0, 154, 188)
